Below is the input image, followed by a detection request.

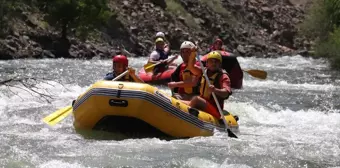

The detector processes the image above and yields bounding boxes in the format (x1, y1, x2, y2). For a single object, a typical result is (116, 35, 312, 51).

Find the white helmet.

(155, 32, 165, 38)
(180, 41, 195, 49)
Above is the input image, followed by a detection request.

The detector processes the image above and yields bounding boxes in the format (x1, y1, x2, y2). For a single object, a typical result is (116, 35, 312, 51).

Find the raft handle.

(109, 99, 128, 107)
(188, 108, 199, 117)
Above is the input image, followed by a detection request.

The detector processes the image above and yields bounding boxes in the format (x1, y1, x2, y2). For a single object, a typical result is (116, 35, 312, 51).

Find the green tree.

(301, 0, 340, 38)
(0, 0, 16, 36)
(300, 0, 340, 69)
(40, 0, 112, 39)
(0, 0, 39, 37)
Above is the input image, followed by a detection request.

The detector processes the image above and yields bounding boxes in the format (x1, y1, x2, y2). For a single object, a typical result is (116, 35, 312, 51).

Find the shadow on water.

(75, 116, 182, 141)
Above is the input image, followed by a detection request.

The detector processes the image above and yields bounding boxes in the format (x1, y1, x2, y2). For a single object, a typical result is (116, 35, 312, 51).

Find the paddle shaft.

(145, 61, 163, 70)
(112, 70, 129, 81)
(145, 55, 178, 70)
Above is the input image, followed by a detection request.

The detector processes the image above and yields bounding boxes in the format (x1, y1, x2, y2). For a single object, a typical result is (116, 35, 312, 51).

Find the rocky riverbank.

(0, 0, 312, 59)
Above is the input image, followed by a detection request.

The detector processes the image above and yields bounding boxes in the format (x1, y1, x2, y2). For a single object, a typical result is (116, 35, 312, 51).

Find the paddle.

(143, 55, 178, 73)
(42, 70, 129, 126)
(42, 105, 72, 126)
(200, 50, 267, 80)
(111, 70, 129, 81)
(243, 69, 267, 80)
(195, 54, 238, 138)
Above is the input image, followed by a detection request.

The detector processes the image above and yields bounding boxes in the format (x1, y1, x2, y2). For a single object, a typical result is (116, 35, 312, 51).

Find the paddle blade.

(227, 129, 238, 138)
(143, 62, 156, 73)
(43, 105, 73, 126)
(244, 69, 267, 79)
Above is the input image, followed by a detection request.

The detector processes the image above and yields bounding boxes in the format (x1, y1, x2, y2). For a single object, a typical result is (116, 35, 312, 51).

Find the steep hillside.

(0, 0, 312, 59)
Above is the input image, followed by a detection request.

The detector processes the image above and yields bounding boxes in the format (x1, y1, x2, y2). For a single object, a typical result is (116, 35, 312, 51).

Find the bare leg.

(189, 96, 207, 111)
(173, 93, 195, 101)
(181, 100, 190, 105)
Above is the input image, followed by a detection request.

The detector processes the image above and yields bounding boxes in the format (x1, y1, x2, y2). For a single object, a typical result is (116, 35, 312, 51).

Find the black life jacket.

(156, 49, 168, 60)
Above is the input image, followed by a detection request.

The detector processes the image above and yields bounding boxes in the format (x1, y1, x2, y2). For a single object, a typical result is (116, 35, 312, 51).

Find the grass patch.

(39, 21, 49, 30)
(165, 0, 199, 29)
(199, 0, 228, 15)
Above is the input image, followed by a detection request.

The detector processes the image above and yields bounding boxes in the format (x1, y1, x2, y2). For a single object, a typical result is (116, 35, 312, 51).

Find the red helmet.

(112, 55, 128, 66)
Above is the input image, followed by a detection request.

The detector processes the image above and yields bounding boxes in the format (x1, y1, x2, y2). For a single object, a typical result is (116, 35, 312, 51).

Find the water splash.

(0, 56, 340, 167)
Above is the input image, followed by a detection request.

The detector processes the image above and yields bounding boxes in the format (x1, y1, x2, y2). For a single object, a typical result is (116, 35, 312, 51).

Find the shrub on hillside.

(38, 0, 112, 40)
(300, 0, 340, 69)
(165, 0, 199, 29)
(315, 27, 340, 69)
(0, 0, 112, 40)
(0, 0, 25, 36)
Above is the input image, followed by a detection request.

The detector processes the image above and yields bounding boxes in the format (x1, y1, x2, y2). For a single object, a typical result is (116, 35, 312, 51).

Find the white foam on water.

(226, 101, 340, 131)
(0, 80, 87, 130)
(1, 56, 339, 167)
(238, 55, 329, 70)
(183, 157, 228, 168)
(39, 160, 85, 168)
(1, 81, 84, 109)
(0, 96, 7, 116)
(0, 126, 77, 141)
(243, 79, 339, 91)
(225, 101, 340, 165)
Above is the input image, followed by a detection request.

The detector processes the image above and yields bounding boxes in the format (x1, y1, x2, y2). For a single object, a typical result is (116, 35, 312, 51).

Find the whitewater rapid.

(0, 55, 339, 167)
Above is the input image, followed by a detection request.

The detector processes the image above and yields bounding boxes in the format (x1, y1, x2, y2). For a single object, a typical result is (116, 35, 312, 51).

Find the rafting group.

(44, 32, 267, 139)
(103, 32, 242, 120)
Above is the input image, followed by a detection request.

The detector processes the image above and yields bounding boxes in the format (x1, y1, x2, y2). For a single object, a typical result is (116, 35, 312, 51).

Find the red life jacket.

(171, 63, 199, 94)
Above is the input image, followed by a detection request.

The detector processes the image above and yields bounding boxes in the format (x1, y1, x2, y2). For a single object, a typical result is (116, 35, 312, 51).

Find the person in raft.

(147, 37, 175, 74)
(155, 31, 172, 56)
(104, 54, 144, 83)
(154, 31, 170, 51)
(208, 38, 225, 53)
(188, 51, 232, 118)
(167, 41, 202, 101)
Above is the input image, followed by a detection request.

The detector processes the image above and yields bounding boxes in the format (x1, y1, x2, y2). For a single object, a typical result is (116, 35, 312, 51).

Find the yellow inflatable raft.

(72, 80, 239, 138)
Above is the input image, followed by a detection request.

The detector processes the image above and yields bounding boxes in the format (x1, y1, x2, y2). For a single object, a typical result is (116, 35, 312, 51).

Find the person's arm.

(164, 43, 170, 54)
(128, 68, 144, 83)
(148, 59, 163, 64)
(130, 73, 144, 83)
(212, 87, 230, 98)
(187, 48, 203, 76)
(165, 54, 178, 66)
(212, 74, 231, 98)
(147, 51, 163, 64)
(168, 75, 200, 89)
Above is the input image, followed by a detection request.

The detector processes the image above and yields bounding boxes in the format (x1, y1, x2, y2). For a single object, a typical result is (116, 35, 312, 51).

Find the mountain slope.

(0, 0, 312, 59)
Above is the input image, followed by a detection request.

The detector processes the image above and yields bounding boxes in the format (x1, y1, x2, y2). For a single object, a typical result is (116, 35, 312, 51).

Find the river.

(0, 55, 339, 168)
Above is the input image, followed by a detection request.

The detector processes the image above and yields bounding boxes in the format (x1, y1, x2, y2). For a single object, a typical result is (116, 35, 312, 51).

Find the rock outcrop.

(0, 0, 313, 59)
